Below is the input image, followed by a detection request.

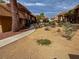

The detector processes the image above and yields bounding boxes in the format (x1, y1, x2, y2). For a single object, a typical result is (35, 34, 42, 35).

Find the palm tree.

(10, 0, 20, 32)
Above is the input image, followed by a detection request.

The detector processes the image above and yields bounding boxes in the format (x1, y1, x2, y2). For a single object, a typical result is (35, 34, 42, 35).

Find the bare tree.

(10, 0, 20, 32)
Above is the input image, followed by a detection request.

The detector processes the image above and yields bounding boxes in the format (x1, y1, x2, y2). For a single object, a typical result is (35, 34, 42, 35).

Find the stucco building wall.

(0, 16, 12, 32)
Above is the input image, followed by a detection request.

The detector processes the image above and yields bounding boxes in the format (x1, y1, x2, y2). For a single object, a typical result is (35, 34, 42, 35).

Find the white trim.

(0, 25, 2, 33)
(0, 29, 35, 47)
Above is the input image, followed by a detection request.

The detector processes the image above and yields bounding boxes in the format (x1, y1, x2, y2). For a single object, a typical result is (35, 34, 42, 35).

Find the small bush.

(62, 35, 72, 40)
(49, 21, 56, 27)
(58, 21, 63, 27)
(57, 29, 61, 32)
(62, 22, 74, 40)
(45, 27, 50, 31)
(37, 39, 51, 45)
(44, 23, 49, 26)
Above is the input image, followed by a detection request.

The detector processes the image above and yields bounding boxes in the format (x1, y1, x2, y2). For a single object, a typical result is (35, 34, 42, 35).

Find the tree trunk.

(10, 0, 20, 32)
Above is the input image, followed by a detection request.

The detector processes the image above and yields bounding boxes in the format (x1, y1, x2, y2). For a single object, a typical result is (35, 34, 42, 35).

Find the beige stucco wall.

(0, 21, 2, 33)
(0, 16, 12, 32)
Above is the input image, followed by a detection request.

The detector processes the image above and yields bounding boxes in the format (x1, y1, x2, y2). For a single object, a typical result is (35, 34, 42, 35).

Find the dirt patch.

(0, 27, 79, 59)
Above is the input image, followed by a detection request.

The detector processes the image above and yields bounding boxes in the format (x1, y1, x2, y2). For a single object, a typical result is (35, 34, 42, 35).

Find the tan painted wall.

(0, 20, 2, 33)
(0, 16, 12, 32)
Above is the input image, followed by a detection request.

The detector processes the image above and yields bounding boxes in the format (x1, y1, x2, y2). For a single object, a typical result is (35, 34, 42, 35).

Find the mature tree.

(40, 12, 44, 17)
(40, 12, 45, 19)
(10, 0, 20, 32)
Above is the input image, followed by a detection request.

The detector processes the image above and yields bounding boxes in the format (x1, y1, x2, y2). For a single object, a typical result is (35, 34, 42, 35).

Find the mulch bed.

(0, 29, 29, 40)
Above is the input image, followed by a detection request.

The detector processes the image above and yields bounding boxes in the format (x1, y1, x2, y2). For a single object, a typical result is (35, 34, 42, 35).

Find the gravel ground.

(0, 27, 79, 59)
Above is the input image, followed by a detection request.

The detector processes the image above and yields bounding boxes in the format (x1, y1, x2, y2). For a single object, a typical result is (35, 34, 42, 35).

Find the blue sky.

(18, 0, 79, 18)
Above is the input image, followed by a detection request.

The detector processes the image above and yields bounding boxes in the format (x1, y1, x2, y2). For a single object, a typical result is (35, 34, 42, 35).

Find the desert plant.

(58, 21, 63, 27)
(44, 22, 49, 26)
(62, 22, 74, 40)
(44, 26, 50, 31)
(49, 21, 56, 27)
(37, 39, 51, 45)
(57, 28, 61, 32)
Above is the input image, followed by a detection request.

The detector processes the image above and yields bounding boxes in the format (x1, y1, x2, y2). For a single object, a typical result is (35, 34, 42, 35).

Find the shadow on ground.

(69, 54, 79, 59)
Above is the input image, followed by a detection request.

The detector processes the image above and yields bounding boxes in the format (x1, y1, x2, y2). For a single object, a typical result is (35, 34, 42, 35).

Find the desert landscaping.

(0, 0, 79, 59)
(0, 27, 79, 59)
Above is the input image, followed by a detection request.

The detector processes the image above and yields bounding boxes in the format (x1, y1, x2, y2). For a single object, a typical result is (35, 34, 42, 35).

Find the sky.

(4, 0, 79, 18)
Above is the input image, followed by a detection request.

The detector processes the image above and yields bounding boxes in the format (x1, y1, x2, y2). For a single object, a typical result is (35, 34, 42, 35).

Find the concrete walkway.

(0, 29, 35, 47)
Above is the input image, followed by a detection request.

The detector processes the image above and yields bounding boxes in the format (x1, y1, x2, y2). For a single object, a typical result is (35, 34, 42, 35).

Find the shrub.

(37, 39, 51, 45)
(50, 21, 56, 27)
(44, 26, 51, 31)
(57, 29, 61, 32)
(58, 21, 63, 27)
(44, 23, 49, 26)
(62, 22, 74, 40)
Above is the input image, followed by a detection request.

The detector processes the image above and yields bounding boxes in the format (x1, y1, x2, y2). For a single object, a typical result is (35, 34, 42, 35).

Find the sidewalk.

(0, 29, 35, 47)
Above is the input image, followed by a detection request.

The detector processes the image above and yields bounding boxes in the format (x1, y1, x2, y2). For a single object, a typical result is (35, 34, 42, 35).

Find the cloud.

(23, 2, 47, 6)
(19, 0, 79, 17)
(33, 13, 40, 15)
(33, 11, 57, 15)
(55, 5, 71, 10)
(63, 6, 68, 9)
(3, 0, 9, 3)
(45, 12, 57, 14)
(55, 3, 75, 10)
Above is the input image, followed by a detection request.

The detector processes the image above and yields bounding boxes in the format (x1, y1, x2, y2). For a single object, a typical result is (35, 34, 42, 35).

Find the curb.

(0, 29, 35, 48)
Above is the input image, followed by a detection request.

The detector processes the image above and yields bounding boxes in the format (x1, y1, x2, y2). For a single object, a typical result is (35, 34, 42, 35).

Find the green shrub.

(58, 21, 63, 27)
(37, 39, 51, 45)
(44, 27, 50, 31)
(50, 21, 56, 27)
(62, 22, 74, 40)
(44, 23, 49, 26)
